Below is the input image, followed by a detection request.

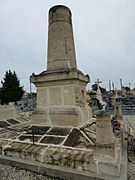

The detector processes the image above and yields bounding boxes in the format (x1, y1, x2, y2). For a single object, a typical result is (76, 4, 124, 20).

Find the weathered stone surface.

(30, 5, 92, 127)
(96, 111, 114, 147)
(113, 102, 123, 120)
(31, 110, 48, 124)
(0, 120, 124, 179)
(47, 5, 77, 71)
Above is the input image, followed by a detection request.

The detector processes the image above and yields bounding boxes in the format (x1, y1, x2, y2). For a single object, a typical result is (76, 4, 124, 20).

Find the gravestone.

(96, 111, 114, 147)
(113, 102, 123, 121)
(30, 5, 92, 126)
(95, 79, 106, 110)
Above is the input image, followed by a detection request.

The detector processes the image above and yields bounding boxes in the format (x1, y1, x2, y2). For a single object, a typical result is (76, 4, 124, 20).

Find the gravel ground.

(0, 164, 63, 180)
(128, 152, 135, 180)
(128, 162, 135, 180)
(0, 154, 134, 180)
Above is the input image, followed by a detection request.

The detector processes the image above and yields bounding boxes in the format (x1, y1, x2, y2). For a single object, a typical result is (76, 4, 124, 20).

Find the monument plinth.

(30, 5, 92, 126)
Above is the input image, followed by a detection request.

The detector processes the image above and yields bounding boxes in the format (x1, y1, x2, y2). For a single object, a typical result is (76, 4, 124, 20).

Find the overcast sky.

(0, 0, 135, 91)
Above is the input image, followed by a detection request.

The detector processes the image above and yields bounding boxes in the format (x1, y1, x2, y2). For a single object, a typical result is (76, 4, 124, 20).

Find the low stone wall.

(0, 139, 122, 179)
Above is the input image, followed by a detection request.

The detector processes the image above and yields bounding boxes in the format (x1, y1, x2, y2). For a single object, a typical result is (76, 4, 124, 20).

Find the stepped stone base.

(30, 69, 92, 127)
(0, 118, 126, 180)
(31, 106, 91, 126)
(0, 138, 122, 180)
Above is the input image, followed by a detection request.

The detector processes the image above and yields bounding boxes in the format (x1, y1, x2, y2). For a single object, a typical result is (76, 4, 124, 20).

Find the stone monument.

(30, 5, 92, 126)
(113, 102, 123, 121)
(96, 111, 114, 147)
(95, 79, 106, 109)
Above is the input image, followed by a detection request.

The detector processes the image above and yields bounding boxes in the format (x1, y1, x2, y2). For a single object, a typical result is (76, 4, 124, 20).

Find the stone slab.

(0, 152, 126, 180)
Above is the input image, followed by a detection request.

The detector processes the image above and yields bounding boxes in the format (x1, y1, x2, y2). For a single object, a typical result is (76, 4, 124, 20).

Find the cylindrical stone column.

(96, 111, 114, 147)
(47, 5, 77, 71)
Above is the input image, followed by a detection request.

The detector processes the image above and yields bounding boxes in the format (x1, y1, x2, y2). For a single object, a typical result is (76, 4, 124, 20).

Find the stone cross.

(95, 79, 102, 90)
